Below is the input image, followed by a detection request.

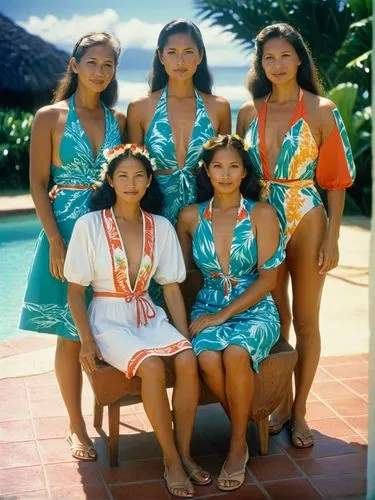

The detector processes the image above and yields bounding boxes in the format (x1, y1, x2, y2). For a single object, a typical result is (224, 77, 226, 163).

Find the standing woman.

(127, 19, 231, 226)
(19, 32, 126, 460)
(237, 23, 355, 448)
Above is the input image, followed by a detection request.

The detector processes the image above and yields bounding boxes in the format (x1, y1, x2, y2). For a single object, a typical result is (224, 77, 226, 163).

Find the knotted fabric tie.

(210, 272, 239, 298)
(94, 290, 156, 328)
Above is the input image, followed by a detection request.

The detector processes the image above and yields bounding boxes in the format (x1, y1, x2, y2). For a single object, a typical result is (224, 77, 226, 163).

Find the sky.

(2, 1, 251, 67)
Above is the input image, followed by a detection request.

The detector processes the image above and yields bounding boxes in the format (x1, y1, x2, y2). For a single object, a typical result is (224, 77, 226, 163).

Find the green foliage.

(0, 109, 33, 189)
(194, 0, 353, 89)
(327, 83, 371, 215)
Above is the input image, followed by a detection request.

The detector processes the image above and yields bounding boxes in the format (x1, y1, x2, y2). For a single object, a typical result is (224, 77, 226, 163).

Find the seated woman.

(178, 135, 284, 492)
(64, 144, 211, 498)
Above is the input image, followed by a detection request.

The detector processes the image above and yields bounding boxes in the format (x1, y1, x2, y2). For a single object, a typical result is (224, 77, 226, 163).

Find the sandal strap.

(164, 471, 193, 494)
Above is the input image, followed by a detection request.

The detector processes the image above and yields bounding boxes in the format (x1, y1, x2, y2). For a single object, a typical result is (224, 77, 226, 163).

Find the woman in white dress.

(64, 144, 211, 498)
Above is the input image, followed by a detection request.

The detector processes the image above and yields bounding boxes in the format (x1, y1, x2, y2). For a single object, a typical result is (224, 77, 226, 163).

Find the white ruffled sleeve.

(153, 218, 186, 285)
(64, 217, 95, 286)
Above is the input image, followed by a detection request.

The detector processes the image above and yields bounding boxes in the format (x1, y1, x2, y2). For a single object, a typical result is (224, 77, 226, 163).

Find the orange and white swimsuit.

(245, 90, 356, 244)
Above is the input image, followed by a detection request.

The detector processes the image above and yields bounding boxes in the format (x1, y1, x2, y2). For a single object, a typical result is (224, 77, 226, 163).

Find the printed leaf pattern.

(19, 96, 121, 340)
(191, 197, 284, 372)
(144, 86, 216, 225)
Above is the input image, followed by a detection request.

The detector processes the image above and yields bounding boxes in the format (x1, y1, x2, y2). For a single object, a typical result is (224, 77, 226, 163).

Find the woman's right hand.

(79, 339, 103, 373)
(49, 236, 67, 281)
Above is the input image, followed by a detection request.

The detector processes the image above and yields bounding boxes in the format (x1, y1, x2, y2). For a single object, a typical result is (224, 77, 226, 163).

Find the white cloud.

(19, 9, 119, 47)
(19, 10, 250, 67)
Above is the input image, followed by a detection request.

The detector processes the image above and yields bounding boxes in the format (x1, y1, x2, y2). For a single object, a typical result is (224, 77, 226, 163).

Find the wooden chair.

(87, 337, 297, 466)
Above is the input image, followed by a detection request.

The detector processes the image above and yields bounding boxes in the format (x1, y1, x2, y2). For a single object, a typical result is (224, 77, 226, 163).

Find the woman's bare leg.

(198, 350, 229, 414)
(173, 350, 210, 483)
(136, 356, 193, 496)
(287, 207, 326, 446)
(269, 261, 294, 432)
(220, 345, 253, 488)
(55, 336, 94, 458)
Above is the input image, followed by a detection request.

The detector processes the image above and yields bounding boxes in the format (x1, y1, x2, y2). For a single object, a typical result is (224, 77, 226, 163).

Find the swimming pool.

(0, 213, 41, 340)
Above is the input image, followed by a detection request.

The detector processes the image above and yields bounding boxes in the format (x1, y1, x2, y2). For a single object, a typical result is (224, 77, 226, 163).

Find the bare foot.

(164, 458, 194, 498)
(269, 393, 292, 434)
(217, 442, 248, 491)
(290, 417, 314, 448)
(67, 430, 96, 461)
(181, 455, 211, 485)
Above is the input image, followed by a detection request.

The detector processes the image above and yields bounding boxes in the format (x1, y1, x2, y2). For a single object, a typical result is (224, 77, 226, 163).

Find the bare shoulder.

(238, 99, 258, 123)
(178, 204, 199, 227)
(304, 91, 336, 117)
(33, 101, 68, 127)
(251, 201, 278, 224)
(129, 91, 161, 109)
(128, 90, 162, 118)
(112, 109, 126, 134)
(201, 92, 230, 113)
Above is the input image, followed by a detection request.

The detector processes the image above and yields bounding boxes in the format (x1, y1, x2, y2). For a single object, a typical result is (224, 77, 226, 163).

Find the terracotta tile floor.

(0, 337, 368, 499)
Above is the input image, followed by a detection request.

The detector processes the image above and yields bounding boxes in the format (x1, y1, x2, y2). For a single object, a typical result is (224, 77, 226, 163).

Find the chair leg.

(93, 399, 104, 428)
(257, 417, 269, 456)
(108, 401, 120, 467)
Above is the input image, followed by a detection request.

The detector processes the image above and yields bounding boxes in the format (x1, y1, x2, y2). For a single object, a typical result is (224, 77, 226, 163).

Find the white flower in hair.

(99, 144, 155, 180)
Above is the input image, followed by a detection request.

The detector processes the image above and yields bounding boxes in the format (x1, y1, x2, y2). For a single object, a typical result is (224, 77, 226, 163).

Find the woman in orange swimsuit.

(237, 23, 355, 448)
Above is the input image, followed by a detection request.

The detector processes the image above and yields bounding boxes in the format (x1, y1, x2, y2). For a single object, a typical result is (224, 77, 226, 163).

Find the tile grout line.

(244, 462, 273, 500)
(23, 376, 52, 499)
(247, 452, 325, 499)
(309, 380, 368, 441)
(312, 371, 368, 404)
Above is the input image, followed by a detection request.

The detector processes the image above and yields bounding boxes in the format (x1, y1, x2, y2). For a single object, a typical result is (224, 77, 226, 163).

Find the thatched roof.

(0, 13, 69, 93)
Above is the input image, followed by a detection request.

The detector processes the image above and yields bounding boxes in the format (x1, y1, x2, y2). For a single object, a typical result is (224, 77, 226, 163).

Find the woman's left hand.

(318, 234, 339, 274)
(189, 312, 226, 338)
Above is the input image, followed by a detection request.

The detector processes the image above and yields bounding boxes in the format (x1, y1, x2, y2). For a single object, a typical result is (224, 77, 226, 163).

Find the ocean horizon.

(116, 66, 251, 125)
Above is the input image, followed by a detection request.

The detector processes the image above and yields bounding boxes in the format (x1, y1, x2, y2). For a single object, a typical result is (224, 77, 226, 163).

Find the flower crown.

(198, 134, 250, 168)
(95, 144, 157, 187)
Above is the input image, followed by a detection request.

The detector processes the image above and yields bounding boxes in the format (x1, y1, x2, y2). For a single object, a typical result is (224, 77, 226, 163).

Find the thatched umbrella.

(0, 13, 69, 110)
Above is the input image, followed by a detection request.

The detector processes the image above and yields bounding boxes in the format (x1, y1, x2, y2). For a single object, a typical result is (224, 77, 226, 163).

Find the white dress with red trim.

(64, 208, 191, 378)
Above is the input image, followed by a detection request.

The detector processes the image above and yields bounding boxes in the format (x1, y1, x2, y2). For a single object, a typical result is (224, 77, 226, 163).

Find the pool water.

(0, 213, 41, 340)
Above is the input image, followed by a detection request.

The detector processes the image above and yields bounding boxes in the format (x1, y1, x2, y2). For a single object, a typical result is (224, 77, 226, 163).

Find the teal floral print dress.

(144, 85, 216, 226)
(191, 196, 284, 372)
(19, 95, 121, 340)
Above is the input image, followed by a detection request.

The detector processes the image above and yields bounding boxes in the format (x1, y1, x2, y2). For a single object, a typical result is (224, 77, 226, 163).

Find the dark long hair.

(149, 20, 213, 94)
(53, 32, 121, 107)
(90, 148, 163, 214)
(197, 135, 260, 203)
(247, 23, 321, 98)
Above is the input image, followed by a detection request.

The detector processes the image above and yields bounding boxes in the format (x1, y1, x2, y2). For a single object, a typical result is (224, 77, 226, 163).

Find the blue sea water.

(116, 66, 250, 126)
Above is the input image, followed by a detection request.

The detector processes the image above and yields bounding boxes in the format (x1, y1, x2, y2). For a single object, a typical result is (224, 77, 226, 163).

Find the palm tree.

(194, 0, 353, 89)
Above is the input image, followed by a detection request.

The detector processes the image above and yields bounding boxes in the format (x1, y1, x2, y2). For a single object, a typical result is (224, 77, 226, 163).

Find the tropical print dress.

(19, 95, 121, 340)
(64, 209, 191, 378)
(144, 85, 216, 226)
(191, 196, 284, 372)
(245, 89, 356, 244)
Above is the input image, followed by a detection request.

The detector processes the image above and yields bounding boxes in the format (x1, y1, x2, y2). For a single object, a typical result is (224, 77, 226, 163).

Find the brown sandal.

(66, 434, 97, 461)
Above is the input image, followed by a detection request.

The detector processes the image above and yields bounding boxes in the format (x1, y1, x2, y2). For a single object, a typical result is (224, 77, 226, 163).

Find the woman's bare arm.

(30, 107, 67, 281)
(68, 282, 102, 372)
(163, 283, 190, 339)
(189, 204, 280, 336)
